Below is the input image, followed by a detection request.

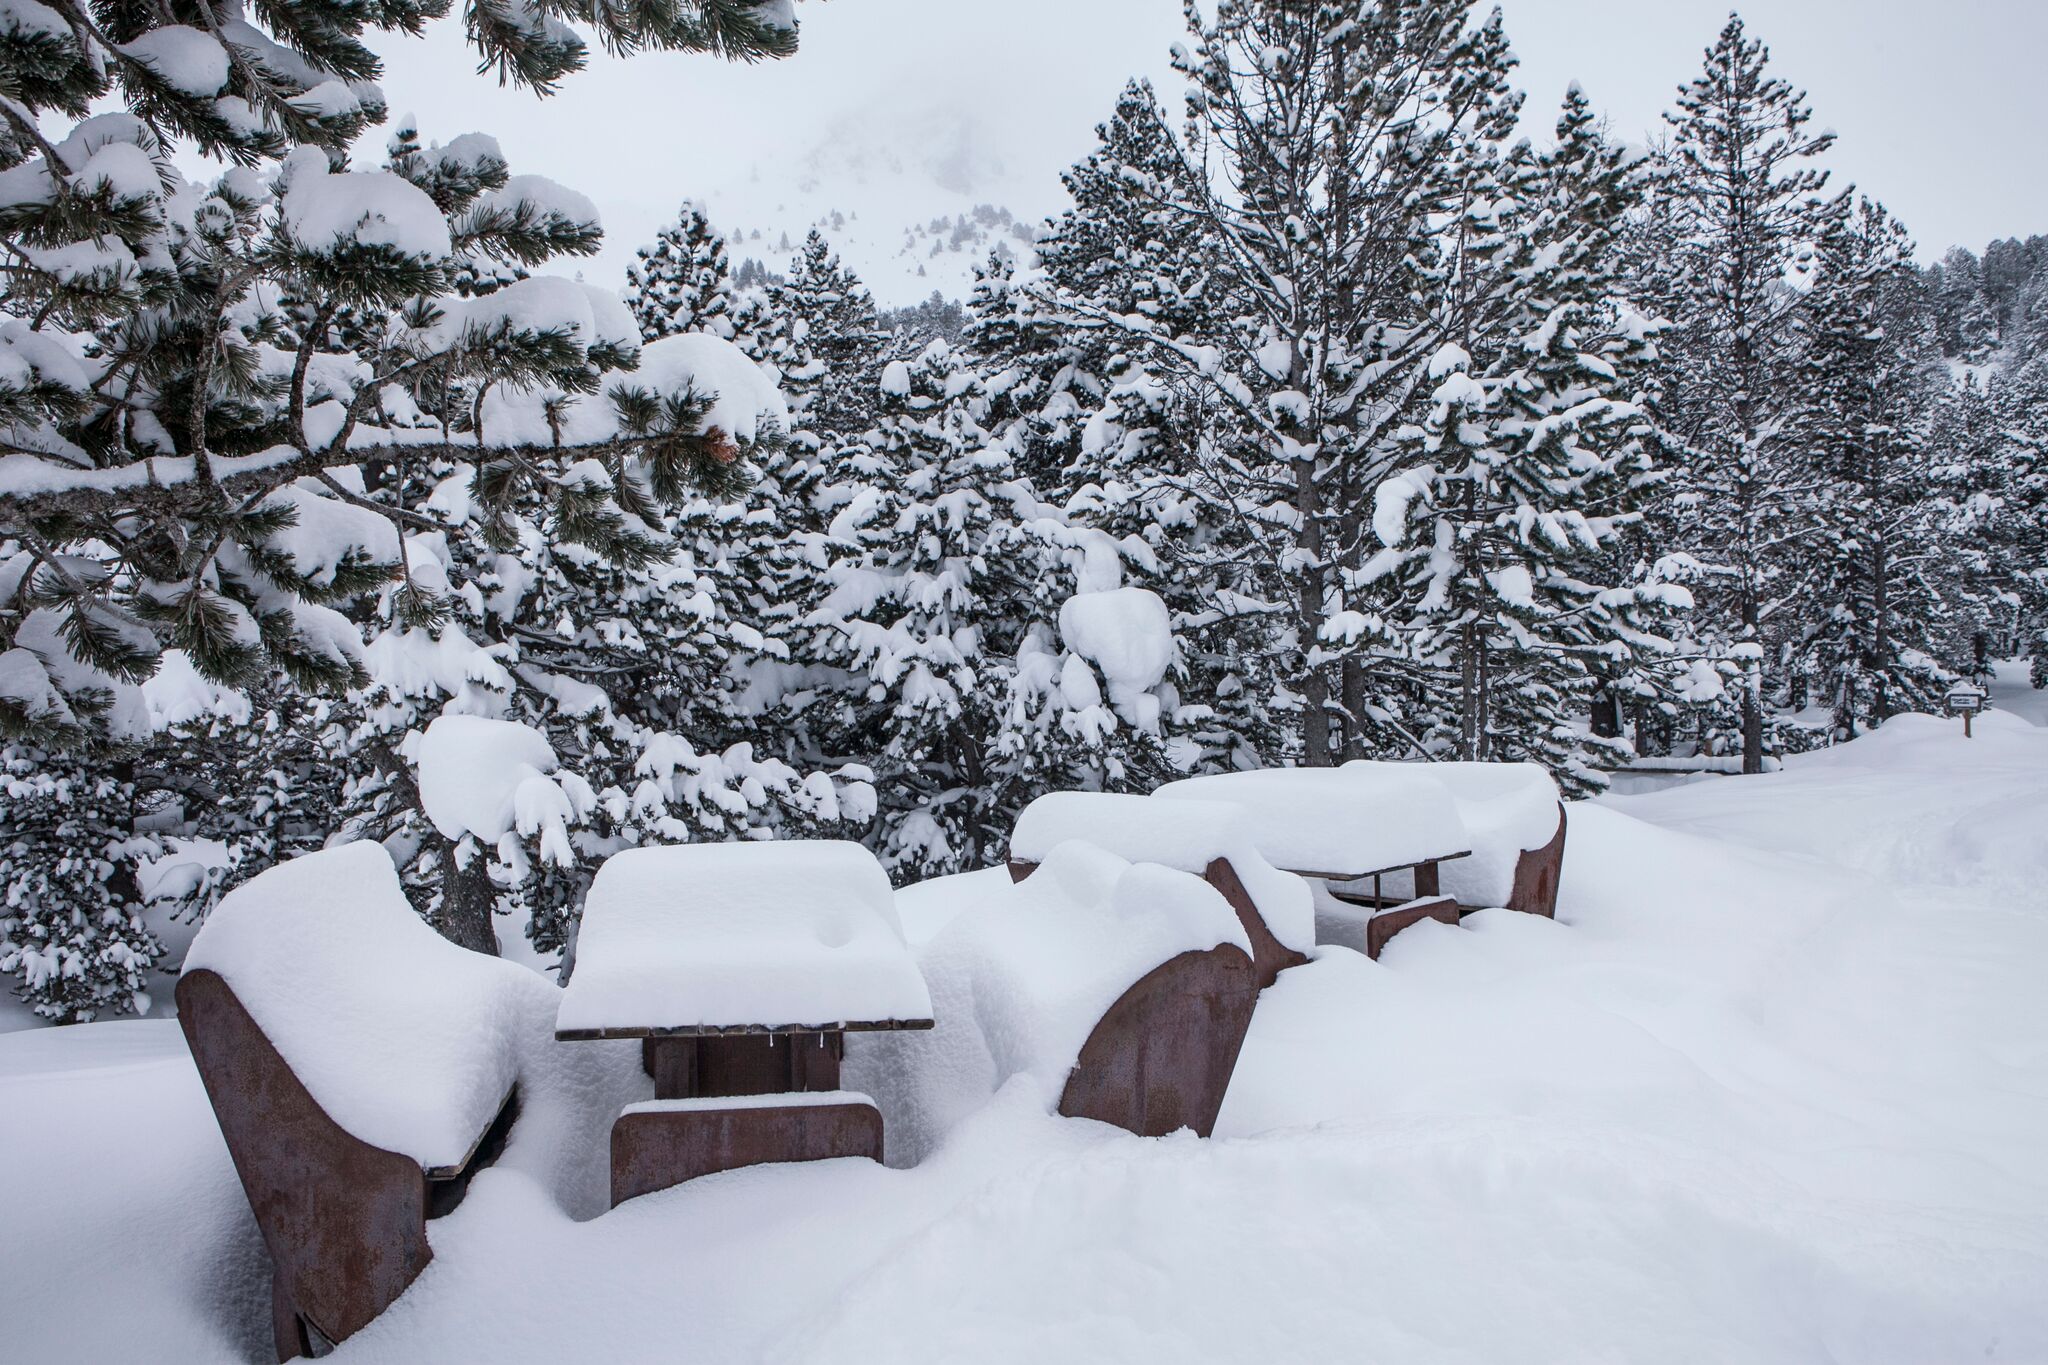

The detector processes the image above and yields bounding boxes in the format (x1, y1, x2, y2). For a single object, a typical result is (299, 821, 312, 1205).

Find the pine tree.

(1789, 198, 1958, 732)
(1646, 15, 1848, 771)
(796, 342, 1171, 878)
(1, 0, 815, 1013)
(1034, 0, 1526, 768)
(773, 232, 890, 443)
(1357, 87, 1682, 790)
(625, 201, 754, 346)
(1, 0, 806, 733)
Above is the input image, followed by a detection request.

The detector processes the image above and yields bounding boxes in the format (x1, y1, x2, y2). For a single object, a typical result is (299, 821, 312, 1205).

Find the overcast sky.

(366, 0, 2047, 285)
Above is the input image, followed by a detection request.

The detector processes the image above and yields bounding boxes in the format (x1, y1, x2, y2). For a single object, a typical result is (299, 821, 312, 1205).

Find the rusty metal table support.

(611, 1097, 885, 1206)
(177, 969, 517, 1362)
(1363, 897, 1461, 959)
(1500, 804, 1567, 918)
(1059, 943, 1258, 1138)
(569, 1019, 933, 1103)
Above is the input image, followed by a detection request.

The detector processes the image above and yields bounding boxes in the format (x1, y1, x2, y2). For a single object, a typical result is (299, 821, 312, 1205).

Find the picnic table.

(555, 842, 934, 1100)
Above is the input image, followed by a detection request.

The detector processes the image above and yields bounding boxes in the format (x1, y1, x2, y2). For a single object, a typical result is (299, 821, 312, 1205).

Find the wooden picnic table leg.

(790, 1030, 844, 1093)
(649, 1038, 700, 1100)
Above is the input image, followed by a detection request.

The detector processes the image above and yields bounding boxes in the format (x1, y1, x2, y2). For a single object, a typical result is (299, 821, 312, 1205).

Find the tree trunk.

(1459, 622, 1480, 761)
(1591, 684, 1621, 740)
(435, 839, 501, 957)
(1870, 535, 1891, 722)
(1740, 598, 1765, 775)
(1296, 457, 1332, 767)
(1339, 657, 1367, 761)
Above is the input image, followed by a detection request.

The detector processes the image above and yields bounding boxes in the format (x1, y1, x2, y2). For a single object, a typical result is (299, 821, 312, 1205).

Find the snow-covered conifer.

(1643, 15, 1849, 770)
(1354, 88, 1684, 790)
(1788, 199, 1958, 731)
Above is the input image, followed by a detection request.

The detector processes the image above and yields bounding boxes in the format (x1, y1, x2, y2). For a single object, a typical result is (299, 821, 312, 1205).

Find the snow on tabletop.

(1154, 768, 1469, 878)
(1011, 790, 1313, 953)
(180, 841, 550, 1172)
(620, 1091, 878, 1118)
(894, 865, 1015, 946)
(1342, 760, 1560, 908)
(556, 841, 932, 1034)
(849, 842, 1251, 1159)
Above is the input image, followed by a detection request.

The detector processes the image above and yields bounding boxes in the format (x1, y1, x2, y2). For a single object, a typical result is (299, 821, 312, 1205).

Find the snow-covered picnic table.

(1152, 768, 1474, 902)
(556, 842, 934, 1099)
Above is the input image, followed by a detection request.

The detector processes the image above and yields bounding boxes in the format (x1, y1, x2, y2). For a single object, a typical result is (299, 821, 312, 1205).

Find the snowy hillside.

(5, 708, 2044, 1362)
(694, 101, 1041, 306)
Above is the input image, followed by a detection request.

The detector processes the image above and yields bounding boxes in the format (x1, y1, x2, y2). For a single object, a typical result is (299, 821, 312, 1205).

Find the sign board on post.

(1945, 684, 1988, 738)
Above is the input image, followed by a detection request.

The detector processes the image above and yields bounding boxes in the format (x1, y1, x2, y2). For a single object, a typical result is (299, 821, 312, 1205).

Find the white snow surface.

(118, 26, 230, 98)
(178, 841, 550, 1171)
(1010, 790, 1313, 954)
(1155, 767, 1470, 876)
(6, 706, 2048, 1362)
(556, 841, 931, 1033)
(847, 841, 1252, 1166)
(621, 1091, 876, 1118)
(1342, 759, 1561, 907)
(893, 865, 1013, 946)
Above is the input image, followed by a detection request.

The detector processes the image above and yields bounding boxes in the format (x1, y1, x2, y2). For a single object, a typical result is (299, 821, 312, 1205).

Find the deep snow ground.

(2, 706, 2045, 1363)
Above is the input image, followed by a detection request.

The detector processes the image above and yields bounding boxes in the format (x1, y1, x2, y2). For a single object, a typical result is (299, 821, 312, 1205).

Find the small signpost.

(1945, 683, 1988, 739)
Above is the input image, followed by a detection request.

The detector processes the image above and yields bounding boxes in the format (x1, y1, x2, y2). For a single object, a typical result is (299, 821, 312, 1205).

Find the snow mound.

(557, 841, 932, 1034)
(282, 162, 450, 262)
(180, 841, 548, 1171)
(1155, 768, 1470, 878)
(894, 865, 1014, 946)
(1011, 789, 1313, 953)
(415, 714, 595, 869)
(1057, 587, 1173, 722)
(847, 841, 1250, 1164)
(1342, 760, 1560, 907)
(633, 332, 789, 443)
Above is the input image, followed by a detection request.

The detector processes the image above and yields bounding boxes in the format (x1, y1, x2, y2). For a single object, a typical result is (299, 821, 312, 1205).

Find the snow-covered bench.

(557, 841, 931, 1201)
(1152, 768, 1472, 957)
(176, 841, 554, 1361)
(857, 842, 1257, 1157)
(1340, 760, 1567, 917)
(1008, 790, 1313, 987)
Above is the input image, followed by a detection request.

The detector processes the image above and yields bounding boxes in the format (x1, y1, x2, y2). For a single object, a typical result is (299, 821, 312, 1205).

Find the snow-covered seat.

(1341, 760, 1567, 916)
(852, 842, 1257, 1160)
(1008, 790, 1313, 987)
(176, 841, 554, 1361)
